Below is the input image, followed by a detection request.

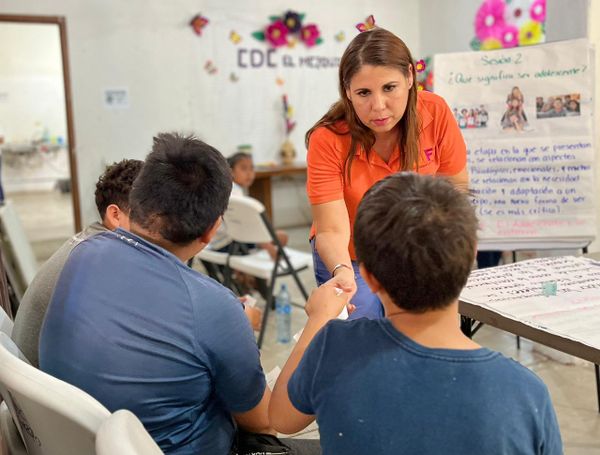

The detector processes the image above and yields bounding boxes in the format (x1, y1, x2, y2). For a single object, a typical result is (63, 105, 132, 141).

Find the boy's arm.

(233, 388, 274, 434)
(269, 282, 348, 434)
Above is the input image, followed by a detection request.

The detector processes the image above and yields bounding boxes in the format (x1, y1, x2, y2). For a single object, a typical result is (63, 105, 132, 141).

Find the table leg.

(249, 176, 273, 222)
(594, 363, 600, 413)
(460, 316, 473, 338)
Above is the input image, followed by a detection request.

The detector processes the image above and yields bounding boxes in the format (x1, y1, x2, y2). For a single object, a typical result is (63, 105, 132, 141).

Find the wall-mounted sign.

(103, 88, 130, 109)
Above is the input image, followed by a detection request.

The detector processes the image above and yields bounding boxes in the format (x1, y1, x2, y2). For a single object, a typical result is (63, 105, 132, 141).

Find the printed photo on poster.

(536, 93, 580, 118)
(452, 105, 489, 129)
(501, 86, 529, 132)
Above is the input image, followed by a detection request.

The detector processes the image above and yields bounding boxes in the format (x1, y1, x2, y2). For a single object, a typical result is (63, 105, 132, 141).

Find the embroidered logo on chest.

(424, 148, 434, 161)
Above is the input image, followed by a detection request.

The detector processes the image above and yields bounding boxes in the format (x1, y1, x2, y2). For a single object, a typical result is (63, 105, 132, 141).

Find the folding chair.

(195, 248, 229, 282)
(0, 332, 111, 455)
(224, 195, 313, 348)
(194, 247, 256, 297)
(96, 409, 163, 455)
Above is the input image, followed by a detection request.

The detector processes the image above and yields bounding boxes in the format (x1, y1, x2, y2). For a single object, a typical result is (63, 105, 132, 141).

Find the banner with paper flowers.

(253, 10, 323, 48)
(471, 0, 546, 51)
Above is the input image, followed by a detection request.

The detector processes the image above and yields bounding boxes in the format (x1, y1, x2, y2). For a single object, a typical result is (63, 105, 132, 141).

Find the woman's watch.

(331, 263, 352, 276)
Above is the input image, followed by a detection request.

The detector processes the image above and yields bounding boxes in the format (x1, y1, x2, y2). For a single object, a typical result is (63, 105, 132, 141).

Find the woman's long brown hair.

(305, 28, 420, 184)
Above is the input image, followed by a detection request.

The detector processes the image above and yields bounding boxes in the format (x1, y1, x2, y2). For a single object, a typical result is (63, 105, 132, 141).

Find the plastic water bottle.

(275, 284, 291, 343)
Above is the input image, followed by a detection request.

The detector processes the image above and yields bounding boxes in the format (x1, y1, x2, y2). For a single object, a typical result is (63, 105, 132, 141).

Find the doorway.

(0, 14, 81, 267)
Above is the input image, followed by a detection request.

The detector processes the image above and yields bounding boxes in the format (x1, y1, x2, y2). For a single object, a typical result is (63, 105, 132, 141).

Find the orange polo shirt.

(307, 90, 467, 260)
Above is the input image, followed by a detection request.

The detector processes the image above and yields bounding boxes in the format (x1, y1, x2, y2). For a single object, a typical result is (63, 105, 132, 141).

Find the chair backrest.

(0, 200, 38, 298)
(0, 304, 13, 337)
(0, 250, 14, 321)
(0, 401, 28, 455)
(96, 409, 163, 455)
(0, 333, 29, 364)
(0, 333, 111, 455)
(224, 195, 273, 244)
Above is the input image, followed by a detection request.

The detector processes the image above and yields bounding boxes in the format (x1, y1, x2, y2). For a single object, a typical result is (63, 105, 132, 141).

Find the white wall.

(2, 1, 593, 235)
(0, 0, 420, 226)
(419, 0, 588, 57)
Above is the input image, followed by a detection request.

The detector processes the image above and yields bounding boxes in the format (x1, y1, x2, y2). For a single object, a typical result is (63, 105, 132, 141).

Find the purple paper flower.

(499, 24, 519, 48)
(283, 10, 302, 33)
(475, 0, 506, 40)
(300, 24, 320, 47)
(265, 20, 288, 47)
(530, 0, 546, 23)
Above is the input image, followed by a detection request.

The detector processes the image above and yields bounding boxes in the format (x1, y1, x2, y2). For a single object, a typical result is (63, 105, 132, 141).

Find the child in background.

(227, 152, 252, 197)
(227, 152, 289, 260)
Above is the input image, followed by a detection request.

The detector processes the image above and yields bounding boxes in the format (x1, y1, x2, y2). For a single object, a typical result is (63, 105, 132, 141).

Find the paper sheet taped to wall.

(434, 39, 595, 244)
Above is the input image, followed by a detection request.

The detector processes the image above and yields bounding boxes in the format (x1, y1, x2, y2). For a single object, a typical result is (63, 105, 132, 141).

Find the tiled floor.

(6, 191, 600, 453)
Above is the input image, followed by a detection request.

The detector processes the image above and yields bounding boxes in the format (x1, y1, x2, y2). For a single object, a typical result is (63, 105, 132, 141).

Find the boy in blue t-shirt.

(269, 173, 562, 455)
(41, 134, 269, 455)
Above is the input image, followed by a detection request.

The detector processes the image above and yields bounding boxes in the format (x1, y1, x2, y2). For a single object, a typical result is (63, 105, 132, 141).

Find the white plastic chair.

(0, 305, 13, 337)
(0, 332, 111, 455)
(224, 195, 313, 347)
(0, 334, 28, 455)
(1, 401, 27, 455)
(96, 409, 163, 455)
(196, 247, 230, 281)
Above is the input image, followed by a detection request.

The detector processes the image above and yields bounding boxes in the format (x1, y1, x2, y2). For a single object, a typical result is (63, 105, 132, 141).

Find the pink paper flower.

(475, 0, 506, 40)
(300, 24, 320, 47)
(530, 0, 546, 23)
(266, 20, 288, 47)
(499, 24, 519, 48)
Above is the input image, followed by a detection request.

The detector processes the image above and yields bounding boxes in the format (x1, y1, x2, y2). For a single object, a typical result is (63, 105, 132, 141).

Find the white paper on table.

(460, 256, 600, 350)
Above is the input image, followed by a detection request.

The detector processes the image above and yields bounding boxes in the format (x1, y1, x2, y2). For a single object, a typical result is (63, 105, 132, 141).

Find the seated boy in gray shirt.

(12, 159, 142, 366)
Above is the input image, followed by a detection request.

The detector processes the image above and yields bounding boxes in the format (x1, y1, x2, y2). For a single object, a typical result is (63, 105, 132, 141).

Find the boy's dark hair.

(129, 133, 232, 245)
(95, 159, 144, 220)
(354, 173, 477, 312)
(227, 152, 252, 169)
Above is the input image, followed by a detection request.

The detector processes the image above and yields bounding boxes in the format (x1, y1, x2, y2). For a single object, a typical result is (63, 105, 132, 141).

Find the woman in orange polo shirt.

(306, 28, 468, 320)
